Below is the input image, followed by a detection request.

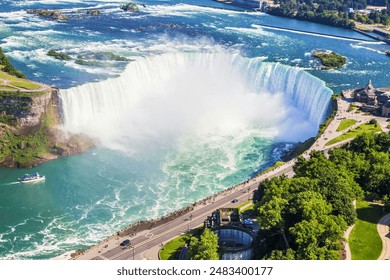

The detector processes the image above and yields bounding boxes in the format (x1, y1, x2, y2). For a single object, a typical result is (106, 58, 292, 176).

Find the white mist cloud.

(60, 52, 328, 154)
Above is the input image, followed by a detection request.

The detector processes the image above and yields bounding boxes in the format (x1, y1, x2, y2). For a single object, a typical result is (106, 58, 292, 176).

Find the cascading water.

(60, 52, 332, 152)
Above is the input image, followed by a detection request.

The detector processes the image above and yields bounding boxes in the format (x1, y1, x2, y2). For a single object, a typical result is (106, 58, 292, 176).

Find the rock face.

(25, 91, 54, 127)
(0, 89, 59, 127)
(120, 2, 140, 12)
(86, 10, 101, 16)
(0, 88, 94, 168)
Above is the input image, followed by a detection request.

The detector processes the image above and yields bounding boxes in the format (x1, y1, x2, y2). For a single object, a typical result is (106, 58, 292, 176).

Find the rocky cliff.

(0, 88, 94, 168)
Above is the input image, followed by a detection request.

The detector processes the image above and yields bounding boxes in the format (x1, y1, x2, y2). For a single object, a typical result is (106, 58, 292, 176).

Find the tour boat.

(18, 172, 45, 184)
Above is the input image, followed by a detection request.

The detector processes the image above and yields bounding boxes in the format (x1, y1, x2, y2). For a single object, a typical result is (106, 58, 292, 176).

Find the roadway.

(77, 162, 295, 260)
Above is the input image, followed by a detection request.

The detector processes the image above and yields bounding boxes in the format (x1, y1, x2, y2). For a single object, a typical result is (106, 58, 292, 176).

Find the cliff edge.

(0, 87, 94, 168)
(0, 47, 93, 168)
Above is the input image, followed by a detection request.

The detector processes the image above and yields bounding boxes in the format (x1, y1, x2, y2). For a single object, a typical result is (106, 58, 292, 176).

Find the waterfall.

(59, 52, 332, 148)
(236, 59, 332, 125)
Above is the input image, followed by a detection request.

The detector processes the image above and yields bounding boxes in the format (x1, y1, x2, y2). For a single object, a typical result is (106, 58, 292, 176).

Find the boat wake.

(1, 182, 21, 186)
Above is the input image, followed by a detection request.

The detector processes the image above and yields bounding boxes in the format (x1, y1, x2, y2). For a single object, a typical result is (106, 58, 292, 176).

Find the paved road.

(77, 162, 296, 260)
(377, 213, 390, 260)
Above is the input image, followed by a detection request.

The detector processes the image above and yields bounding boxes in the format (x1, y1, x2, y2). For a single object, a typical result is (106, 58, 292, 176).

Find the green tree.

(0, 47, 25, 78)
(294, 151, 358, 225)
(267, 248, 296, 260)
(289, 215, 345, 260)
(188, 229, 219, 260)
(255, 175, 348, 260)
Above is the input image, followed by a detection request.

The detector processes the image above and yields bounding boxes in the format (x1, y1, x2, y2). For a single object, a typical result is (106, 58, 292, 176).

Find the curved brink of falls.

(59, 52, 332, 148)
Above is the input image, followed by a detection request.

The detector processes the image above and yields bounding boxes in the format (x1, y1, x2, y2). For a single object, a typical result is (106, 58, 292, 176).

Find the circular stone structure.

(213, 226, 254, 260)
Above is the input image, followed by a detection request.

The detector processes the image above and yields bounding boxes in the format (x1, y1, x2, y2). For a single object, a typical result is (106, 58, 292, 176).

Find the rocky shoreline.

(0, 87, 94, 168)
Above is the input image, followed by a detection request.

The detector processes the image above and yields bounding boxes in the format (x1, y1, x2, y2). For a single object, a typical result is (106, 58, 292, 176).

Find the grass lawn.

(349, 201, 383, 260)
(326, 123, 382, 146)
(0, 70, 42, 91)
(0, 70, 22, 82)
(0, 89, 51, 98)
(0, 86, 16, 91)
(10, 80, 41, 90)
(257, 161, 285, 176)
(159, 228, 203, 260)
(236, 200, 254, 211)
(336, 119, 357, 131)
(159, 235, 188, 260)
(348, 104, 357, 112)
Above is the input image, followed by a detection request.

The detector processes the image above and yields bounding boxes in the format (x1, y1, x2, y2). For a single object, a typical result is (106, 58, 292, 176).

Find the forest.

(269, 0, 390, 28)
(254, 132, 390, 260)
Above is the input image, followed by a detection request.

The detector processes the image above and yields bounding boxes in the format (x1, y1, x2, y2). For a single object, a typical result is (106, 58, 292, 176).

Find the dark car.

(120, 239, 131, 247)
(231, 199, 238, 203)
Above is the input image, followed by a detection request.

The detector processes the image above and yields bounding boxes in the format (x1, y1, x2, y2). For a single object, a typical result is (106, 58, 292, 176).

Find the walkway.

(0, 77, 51, 93)
(343, 225, 355, 260)
(377, 213, 390, 260)
(307, 93, 389, 155)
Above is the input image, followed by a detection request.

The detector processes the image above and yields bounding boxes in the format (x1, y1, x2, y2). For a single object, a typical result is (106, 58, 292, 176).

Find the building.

(213, 226, 254, 260)
(202, 207, 259, 260)
(218, 208, 241, 226)
(353, 80, 390, 117)
(382, 101, 390, 117)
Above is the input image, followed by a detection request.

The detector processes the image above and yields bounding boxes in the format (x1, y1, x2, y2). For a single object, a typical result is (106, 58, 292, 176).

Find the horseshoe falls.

(60, 52, 332, 151)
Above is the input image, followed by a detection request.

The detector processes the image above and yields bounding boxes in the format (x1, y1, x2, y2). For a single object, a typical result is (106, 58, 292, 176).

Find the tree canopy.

(269, 0, 390, 29)
(0, 47, 25, 78)
(254, 132, 390, 260)
(188, 229, 219, 260)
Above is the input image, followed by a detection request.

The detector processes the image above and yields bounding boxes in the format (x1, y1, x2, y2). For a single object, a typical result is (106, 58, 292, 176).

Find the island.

(26, 9, 69, 21)
(0, 47, 92, 168)
(75, 52, 131, 66)
(46, 50, 130, 66)
(313, 50, 347, 69)
(120, 2, 140, 12)
(86, 10, 101, 16)
(47, 49, 72, 61)
(89, 52, 130, 61)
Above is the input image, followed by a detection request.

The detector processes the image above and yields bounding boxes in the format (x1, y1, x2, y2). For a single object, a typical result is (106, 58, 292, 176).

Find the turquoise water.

(0, 0, 389, 259)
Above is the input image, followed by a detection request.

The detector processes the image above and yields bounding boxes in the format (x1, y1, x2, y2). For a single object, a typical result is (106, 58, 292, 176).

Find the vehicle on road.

(120, 239, 131, 247)
(231, 199, 238, 203)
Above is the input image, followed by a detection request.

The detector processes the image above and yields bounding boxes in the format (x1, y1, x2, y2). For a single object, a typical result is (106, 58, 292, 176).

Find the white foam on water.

(350, 43, 386, 54)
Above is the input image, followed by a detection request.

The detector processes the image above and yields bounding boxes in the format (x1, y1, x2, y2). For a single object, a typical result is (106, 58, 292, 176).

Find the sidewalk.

(377, 213, 390, 260)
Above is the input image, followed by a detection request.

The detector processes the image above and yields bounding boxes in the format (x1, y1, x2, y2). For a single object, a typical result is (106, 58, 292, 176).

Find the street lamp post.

(129, 245, 135, 260)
